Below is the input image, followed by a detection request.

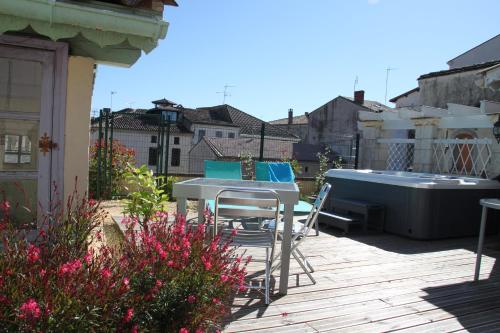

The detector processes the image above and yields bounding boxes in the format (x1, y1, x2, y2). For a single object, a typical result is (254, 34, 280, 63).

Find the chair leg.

(292, 251, 316, 284)
(295, 248, 314, 273)
(265, 247, 270, 305)
(314, 217, 320, 236)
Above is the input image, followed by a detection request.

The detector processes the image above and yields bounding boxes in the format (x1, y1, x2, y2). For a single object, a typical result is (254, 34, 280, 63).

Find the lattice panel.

(378, 139, 415, 171)
(432, 139, 492, 178)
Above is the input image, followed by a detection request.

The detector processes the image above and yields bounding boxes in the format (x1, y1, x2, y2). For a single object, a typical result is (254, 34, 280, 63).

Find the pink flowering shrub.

(0, 194, 247, 332)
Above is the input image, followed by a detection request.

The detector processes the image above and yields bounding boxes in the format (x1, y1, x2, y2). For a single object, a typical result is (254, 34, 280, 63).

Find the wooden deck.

(224, 227, 500, 332)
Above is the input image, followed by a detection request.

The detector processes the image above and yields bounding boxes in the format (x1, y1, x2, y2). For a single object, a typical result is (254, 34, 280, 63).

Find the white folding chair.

(268, 183, 332, 284)
(214, 188, 281, 305)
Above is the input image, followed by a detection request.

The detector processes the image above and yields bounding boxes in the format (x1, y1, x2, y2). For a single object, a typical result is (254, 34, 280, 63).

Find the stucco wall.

(191, 124, 240, 144)
(306, 98, 359, 145)
(394, 90, 421, 108)
(418, 70, 500, 109)
(90, 129, 193, 174)
(64, 56, 95, 200)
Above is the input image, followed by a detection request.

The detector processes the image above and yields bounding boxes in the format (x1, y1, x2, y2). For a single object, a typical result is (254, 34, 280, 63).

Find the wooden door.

(0, 44, 56, 227)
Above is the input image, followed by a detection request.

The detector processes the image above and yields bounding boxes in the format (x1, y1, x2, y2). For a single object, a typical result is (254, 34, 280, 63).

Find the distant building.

(447, 34, 500, 69)
(271, 91, 390, 163)
(389, 87, 421, 108)
(91, 101, 299, 175)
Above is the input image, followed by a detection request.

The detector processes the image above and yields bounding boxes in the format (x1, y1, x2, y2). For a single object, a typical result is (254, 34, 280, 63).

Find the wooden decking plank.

(227, 285, 500, 332)
(226, 232, 500, 332)
(391, 308, 500, 333)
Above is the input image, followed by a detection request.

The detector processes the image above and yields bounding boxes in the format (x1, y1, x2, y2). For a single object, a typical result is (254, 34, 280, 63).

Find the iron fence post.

(354, 133, 360, 170)
(259, 122, 265, 161)
(103, 108, 110, 198)
(164, 115, 171, 184)
(96, 109, 103, 199)
(108, 111, 114, 197)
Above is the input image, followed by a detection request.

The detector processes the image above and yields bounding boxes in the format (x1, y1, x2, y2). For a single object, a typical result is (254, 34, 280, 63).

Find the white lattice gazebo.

(358, 101, 500, 179)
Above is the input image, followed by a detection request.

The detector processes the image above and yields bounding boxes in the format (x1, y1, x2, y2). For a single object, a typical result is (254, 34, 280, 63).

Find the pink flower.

(0, 200, 10, 212)
(231, 228, 238, 236)
(123, 308, 134, 323)
(187, 295, 196, 304)
(18, 298, 41, 321)
(131, 324, 139, 333)
(39, 269, 46, 278)
(27, 244, 41, 263)
(123, 277, 130, 289)
(58, 259, 82, 276)
(220, 274, 229, 282)
(179, 328, 189, 333)
(167, 260, 174, 268)
(83, 251, 92, 265)
(100, 268, 112, 279)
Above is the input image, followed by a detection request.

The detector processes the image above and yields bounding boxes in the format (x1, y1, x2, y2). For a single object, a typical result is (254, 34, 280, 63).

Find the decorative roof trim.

(0, 0, 169, 64)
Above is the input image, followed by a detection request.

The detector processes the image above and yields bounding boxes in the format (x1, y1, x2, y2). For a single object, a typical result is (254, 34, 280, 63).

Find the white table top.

(173, 178, 300, 204)
(480, 198, 500, 210)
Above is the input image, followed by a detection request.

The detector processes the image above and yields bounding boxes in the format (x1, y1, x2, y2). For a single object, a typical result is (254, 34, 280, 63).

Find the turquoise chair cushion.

(268, 162, 295, 183)
(255, 161, 271, 181)
(204, 160, 242, 180)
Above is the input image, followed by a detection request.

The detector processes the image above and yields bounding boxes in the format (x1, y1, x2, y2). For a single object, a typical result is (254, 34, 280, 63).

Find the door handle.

(38, 133, 58, 156)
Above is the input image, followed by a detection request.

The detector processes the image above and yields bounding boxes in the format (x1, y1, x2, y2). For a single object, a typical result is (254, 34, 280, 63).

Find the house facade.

(0, 0, 174, 225)
(91, 102, 299, 176)
(271, 90, 390, 165)
(373, 36, 500, 178)
(447, 34, 500, 69)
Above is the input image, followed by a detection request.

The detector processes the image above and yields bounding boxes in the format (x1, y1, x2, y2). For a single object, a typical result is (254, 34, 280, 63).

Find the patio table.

(474, 198, 500, 281)
(173, 177, 300, 295)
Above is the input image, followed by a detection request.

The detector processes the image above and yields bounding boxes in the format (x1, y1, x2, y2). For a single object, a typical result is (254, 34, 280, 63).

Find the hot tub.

(325, 169, 500, 239)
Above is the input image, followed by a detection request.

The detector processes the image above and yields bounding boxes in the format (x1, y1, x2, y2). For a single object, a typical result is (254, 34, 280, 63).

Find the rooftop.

(389, 87, 420, 103)
(419, 60, 500, 80)
(341, 96, 392, 113)
(201, 136, 292, 160)
(269, 114, 309, 125)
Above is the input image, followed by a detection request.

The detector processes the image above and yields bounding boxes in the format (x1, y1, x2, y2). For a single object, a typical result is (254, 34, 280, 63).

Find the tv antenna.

(353, 75, 359, 93)
(384, 67, 397, 104)
(217, 84, 235, 104)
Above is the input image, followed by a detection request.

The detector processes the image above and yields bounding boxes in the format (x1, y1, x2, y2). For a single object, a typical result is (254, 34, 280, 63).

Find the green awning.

(0, 0, 170, 66)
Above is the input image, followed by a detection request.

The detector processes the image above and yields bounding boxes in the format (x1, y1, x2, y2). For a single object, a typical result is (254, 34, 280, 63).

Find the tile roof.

(340, 96, 392, 113)
(418, 60, 500, 80)
(194, 105, 299, 139)
(389, 87, 420, 103)
(91, 109, 191, 134)
(269, 114, 309, 125)
(292, 143, 340, 162)
(202, 137, 292, 160)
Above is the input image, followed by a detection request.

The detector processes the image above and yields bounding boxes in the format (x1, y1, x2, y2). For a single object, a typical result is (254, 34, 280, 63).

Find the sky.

(91, 0, 500, 121)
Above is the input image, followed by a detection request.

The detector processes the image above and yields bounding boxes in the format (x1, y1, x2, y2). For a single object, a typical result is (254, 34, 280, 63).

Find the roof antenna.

(353, 75, 359, 93)
(216, 84, 235, 104)
(384, 67, 397, 104)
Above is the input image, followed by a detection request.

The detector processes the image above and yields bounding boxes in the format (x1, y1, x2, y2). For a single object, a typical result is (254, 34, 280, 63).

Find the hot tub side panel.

(325, 176, 500, 239)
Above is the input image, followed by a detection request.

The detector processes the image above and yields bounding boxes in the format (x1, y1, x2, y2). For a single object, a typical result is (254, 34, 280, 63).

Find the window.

(173, 137, 180, 145)
(228, 132, 235, 139)
(304, 166, 309, 173)
(198, 129, 206, 142)
(4, 135, 32, 164)
(151, 135, 157, 143)
(215, 131, 223, 138)
(171, 148, 181, 167)
(148, 147, 158, 165)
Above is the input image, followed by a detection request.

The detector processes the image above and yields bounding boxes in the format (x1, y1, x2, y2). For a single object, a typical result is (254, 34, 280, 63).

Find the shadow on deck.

(224, 226, 500, 333)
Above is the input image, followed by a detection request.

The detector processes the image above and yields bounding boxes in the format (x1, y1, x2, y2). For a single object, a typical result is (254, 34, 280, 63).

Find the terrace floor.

(224, 226, 500, 333)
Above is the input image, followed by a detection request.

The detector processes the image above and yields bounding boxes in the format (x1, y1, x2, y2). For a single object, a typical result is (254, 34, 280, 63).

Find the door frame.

(0, 34, 68, 222)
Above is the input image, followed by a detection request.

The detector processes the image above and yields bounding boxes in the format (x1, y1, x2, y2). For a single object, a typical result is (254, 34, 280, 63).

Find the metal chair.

(268, 183, 331, 284)
(214, 188, 281, 305)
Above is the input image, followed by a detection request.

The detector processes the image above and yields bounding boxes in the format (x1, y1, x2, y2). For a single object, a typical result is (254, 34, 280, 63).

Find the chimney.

(354, 90, 365, 105)
(288, 108, 293, 125)
(305, 112, 309, 117)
